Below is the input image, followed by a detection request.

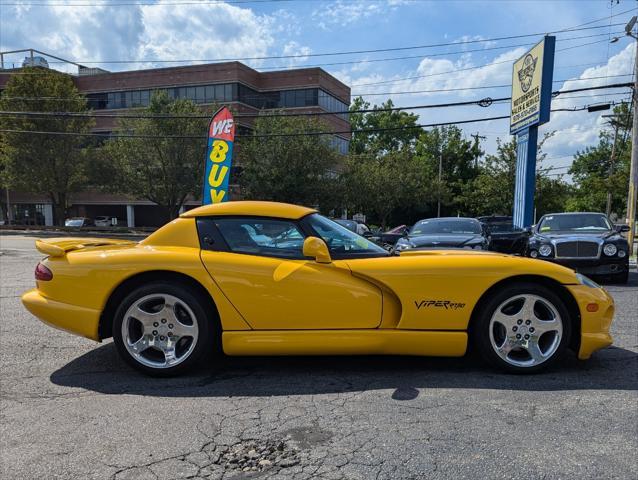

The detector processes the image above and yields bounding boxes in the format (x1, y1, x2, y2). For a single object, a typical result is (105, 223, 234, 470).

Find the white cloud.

(312, 0, 410, 30)
(0, 1, 287, 70)
(280, 41, 312, 68)
(540, 42, 635, 168)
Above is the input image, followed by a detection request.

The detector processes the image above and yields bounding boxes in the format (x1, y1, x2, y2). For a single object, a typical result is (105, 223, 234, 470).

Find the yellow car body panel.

(22, 289, 101, 340)
(23, 217, 251, 340)
(222, 330, 467, 357)
(181, 200, 316, 220)
(345, 251, 579, 331)
(565, 284, 614, 359)
(20, 201, 615, 363)
(200, 252, 383, 329)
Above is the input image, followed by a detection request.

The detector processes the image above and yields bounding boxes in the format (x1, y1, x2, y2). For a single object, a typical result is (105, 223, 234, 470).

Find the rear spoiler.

(35, 238, 136, 257)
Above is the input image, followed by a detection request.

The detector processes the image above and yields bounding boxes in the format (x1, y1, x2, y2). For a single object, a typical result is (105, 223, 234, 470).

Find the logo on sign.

(517, 54, 537, 93)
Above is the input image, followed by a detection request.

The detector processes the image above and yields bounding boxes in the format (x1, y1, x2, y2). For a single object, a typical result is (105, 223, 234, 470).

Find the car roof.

(181, 201, 317, 220)
(416, 217, 478, 222)
(542, 212, 605, 216)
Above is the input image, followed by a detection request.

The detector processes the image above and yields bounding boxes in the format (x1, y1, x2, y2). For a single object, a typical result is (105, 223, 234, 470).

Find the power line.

(352, 75, 633, 96)
(0, 101, 627, 139)
(0, 82, 631, 120)
(0, 23, 625, 68)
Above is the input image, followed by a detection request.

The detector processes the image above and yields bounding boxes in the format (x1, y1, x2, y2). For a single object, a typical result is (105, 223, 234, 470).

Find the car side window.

(213, 218, 306, 259)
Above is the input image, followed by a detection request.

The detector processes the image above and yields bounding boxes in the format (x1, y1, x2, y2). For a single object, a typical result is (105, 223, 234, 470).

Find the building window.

(87, 83, 348, 115)
(330, 136, 349, 155)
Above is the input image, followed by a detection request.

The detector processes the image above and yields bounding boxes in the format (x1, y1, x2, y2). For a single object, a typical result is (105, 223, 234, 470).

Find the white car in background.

(94, 216, 113, 227)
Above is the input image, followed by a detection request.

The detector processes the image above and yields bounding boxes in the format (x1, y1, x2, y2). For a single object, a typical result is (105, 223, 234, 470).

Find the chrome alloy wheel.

(488, 294, 563, 368)
(121, 293, 199, 369)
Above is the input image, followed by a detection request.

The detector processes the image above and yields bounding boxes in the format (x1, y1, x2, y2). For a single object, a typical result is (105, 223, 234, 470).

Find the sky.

(0, 0, 636, 177)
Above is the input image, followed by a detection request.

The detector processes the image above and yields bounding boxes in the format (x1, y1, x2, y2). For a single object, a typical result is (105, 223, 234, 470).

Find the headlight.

(576, 273, 601, 289)
(603, 244, 617, 256)
(539, 244, 552, 257)
(395, 243, 412, 251)
(529, 249, 539, 258)
(618, 249, 626, 258)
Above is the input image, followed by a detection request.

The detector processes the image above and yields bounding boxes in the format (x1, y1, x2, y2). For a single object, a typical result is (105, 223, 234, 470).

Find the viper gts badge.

(517, 54, 537, 93)
(415, 300, 466, 310)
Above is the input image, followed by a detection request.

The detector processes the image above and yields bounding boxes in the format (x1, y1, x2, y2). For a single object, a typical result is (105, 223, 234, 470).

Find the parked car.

(477, 215, 528, 255)
(334, 219, 372, 237)
(526, 212, 630, 284)
(64, 217, 93, 227)
(369, 224, 410, 250)
(94, 216, 112, 227)
(22, 200, 615, 376)
(394, 217, 489, 252)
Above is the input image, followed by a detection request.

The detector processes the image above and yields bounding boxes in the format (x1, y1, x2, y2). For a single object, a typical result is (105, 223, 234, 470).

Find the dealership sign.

(510, 36, 555, 228)
(202, 107, 235, 204)
(510, 37, 555, 134)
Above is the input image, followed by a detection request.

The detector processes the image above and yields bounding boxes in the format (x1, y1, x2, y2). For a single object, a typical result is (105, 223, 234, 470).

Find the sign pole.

(513, 127, 538, 228)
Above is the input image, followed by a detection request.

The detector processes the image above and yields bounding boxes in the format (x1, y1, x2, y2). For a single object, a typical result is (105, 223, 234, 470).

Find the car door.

(197, 216, 382, 330)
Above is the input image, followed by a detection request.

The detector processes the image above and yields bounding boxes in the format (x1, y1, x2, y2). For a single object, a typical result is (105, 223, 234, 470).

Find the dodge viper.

(22, 201, 614, 376)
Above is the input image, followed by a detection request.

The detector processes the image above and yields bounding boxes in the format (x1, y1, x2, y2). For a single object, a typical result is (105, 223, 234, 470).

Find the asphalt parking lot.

(1, 234, 637, 480)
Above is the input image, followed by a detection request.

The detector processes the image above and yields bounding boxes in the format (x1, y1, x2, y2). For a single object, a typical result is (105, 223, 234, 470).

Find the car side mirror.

(303, 236, 332, 264)
(616, 224, 630, 233)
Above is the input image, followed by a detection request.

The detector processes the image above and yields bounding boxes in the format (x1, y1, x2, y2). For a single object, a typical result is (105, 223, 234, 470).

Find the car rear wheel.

(472, 283, 571, 373)
(113, 282, 215, 376)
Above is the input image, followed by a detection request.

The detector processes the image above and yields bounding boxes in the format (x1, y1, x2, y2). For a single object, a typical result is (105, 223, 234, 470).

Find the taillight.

(35, 263, 53, 281)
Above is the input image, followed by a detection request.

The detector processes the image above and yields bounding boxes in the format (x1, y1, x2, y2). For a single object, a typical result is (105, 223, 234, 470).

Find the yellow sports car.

(22, 201, 614, 376)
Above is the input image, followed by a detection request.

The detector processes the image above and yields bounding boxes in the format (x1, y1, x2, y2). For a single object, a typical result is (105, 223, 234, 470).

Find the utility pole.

(437, 150, 442, 217)
(471, 132, 486, 168)
(625, 16, 638, 257)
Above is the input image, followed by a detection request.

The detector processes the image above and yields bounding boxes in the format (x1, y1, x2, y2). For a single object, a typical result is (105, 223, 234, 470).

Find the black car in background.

(368, 224, 410, 250)
(394, 217, 489, 252)
(526, 212, 630, 283)
(477, 215, 528, 255)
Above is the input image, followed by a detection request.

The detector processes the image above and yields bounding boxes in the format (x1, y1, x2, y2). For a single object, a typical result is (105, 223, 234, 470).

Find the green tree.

(0, 67, 94, 224)
(349, 97, 421, 156)
(102, 92, 209, 221)
(415, 126, 480, 217)
(343, 152, 433, 229)
(460, 133, 571, 219)
(237, 114, 341, 209)
(567, 103, 632, 217)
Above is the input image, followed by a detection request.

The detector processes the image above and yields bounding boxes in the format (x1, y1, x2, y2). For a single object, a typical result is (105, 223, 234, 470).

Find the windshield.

(538, 214, 612, 233)
(487, 223, 523, 233)
(65, 219, 84, 227)
(410, 219, 481, 235)
(306, 214, 388, 256)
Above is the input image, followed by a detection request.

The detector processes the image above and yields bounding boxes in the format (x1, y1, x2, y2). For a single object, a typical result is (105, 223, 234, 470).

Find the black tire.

(609, 270, 629, 284)
(113, 281, 217, 377)
(471, 282, 572, 374)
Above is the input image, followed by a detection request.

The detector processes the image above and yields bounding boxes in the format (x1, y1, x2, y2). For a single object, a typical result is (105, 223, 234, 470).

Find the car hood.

(404, 234, 483, 247)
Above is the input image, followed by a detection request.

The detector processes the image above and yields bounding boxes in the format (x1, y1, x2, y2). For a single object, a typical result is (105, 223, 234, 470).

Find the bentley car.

(394, 217, 489, 252)
(22, 201, 614, 376)
(526, 212, 630, 284)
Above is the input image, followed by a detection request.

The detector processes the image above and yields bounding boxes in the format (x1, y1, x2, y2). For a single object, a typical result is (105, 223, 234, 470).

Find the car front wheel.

(113, 282, 215, 376)
(472, 283, 572, 373)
